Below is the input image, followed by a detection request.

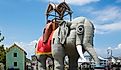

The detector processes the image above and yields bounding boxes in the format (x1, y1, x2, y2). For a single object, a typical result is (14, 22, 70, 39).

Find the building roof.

(6, 43, 27, 55)
(98, 56, 107, 61)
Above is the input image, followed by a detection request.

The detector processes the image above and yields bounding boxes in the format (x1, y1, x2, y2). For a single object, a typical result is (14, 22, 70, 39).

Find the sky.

(0, 0, 121, 59)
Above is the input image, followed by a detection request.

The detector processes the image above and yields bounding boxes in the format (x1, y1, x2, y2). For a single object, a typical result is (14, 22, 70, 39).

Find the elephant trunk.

(75, 24, 86, 61)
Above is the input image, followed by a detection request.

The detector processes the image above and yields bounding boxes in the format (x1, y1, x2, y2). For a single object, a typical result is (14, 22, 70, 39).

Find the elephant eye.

(79, 27, 83, 31)
(76, 24, 84, 35)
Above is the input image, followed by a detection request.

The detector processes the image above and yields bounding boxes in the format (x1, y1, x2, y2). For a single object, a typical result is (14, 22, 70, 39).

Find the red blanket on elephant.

(36, 31, 54, 55)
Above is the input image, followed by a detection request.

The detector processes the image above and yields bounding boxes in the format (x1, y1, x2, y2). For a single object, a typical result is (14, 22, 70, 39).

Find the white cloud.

(95, 21, 121, 34)
(47, 0, 100, 5)
(114, 44, 121, 50)
(92, 6, 121, 22)
(87, 6, 121, 34)
(79, 6, 121, 22)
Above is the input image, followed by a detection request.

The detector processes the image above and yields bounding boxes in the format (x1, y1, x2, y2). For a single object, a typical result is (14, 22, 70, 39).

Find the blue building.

(6, 43, 27, 70)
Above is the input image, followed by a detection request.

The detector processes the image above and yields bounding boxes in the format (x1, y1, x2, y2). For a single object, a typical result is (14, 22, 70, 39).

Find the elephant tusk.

(76, 45, 86, 62)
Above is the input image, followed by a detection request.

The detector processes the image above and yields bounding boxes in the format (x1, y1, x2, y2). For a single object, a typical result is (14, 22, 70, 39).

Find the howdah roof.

(46, 2, 72, 19)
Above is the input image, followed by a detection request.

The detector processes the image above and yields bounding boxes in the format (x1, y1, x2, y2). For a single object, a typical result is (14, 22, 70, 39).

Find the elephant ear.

(58, 21, 69, 44)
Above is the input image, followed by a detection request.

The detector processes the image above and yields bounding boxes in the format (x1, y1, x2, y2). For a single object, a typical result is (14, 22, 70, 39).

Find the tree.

(0, 31, 4, 42)
(0, 45, 6, 64)
(0, 31, 5, 66)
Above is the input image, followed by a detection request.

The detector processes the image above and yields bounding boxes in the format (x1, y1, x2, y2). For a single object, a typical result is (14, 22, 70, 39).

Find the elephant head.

(70, 17, 100, 65)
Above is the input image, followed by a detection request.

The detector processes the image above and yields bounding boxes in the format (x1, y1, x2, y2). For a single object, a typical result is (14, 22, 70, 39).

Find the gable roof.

(6, 43, 27, 55)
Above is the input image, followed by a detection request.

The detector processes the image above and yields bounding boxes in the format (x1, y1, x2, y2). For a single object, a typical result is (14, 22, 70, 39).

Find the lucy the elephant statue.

(51, 16, 100, 70)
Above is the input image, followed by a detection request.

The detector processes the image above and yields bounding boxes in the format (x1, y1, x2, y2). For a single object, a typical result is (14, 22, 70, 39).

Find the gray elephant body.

(52, 17, 99, 70)
(36, 17, 99, 70)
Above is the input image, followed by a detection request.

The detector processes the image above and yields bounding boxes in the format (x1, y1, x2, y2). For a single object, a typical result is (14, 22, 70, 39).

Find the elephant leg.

(48, 55, 54, 70)
(37, 55, 47, 70)
(68, 54, 79, 70)
(52, 44, 65, 70)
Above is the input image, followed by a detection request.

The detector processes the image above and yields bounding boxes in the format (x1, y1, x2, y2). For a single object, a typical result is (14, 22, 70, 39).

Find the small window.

(14, 53, 17, 57)
(14, 62, 17, 66)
